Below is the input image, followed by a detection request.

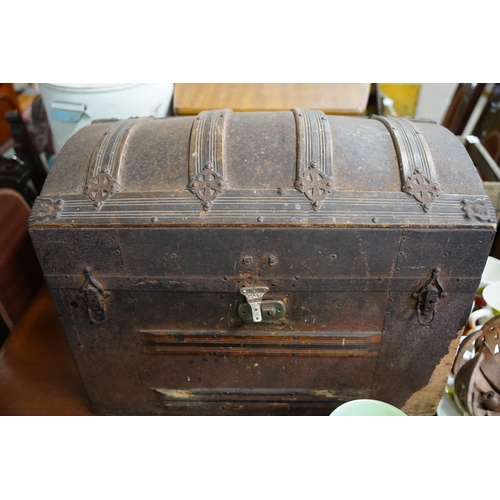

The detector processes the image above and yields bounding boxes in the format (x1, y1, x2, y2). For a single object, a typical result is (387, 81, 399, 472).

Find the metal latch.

(412, 267, 446, 326)
(239, 286, 286, 323)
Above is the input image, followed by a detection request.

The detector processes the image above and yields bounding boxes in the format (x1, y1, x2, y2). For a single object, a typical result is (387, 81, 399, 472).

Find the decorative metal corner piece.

(79, 267, 110, 323)
(461, 198, 492, 222)
(403, 173, 442, 212)
(294, 161, 334, 211)
(84, 171, 122, 211)
(412, 268, 446, 326)
(31, 198, 64, 221)
(188, 163, 229, 212)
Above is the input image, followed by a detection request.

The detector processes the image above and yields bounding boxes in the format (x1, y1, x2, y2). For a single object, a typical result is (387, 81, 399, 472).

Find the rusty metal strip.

(188, 109, 231, 211)
(84, 119, 137, 210)
(292, 108, 334, 211)
(30, 191, 497, 227)
(153, 387, 368, 409)
(139, 330, 381, 357)
(371, 116, 442, 212)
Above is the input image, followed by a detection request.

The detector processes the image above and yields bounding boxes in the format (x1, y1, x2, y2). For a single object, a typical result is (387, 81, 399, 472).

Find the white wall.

(415, 83, 458, 122)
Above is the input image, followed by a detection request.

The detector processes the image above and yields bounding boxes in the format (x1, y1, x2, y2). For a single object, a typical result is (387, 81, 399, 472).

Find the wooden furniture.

(173, 83, 371, 115)
(0, 285, 94, 416)
(442, 83, 487, 135)
(0, 83, 19, 154)
(472, 83, 500, 164)
(0, 188, 44, 342)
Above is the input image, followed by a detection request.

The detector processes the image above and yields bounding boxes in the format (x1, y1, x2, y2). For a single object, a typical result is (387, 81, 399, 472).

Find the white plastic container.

(39, 83, 174, 152)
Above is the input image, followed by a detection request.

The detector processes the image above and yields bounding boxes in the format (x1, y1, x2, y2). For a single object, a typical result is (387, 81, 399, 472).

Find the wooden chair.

(0, 188, 44, 345)
(441, 83, 487, 135)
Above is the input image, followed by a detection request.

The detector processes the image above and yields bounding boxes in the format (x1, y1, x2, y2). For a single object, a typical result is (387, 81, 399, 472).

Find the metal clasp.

(238, 285, 287, 323)
(239, 286, 269, 322)
(412, 267, 446, 326)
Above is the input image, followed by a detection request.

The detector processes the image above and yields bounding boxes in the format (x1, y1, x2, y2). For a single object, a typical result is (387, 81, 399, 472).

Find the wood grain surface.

(173, 83, 371, 115)
(0, 286, 94, 416)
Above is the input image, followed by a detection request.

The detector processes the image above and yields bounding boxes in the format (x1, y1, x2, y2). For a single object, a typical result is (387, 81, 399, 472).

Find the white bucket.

(39, 83, 174, 152)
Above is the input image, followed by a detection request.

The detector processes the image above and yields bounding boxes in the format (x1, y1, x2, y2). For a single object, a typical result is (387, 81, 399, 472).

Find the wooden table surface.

(173, 83, 371, 115)
(0, 285, 94, 416)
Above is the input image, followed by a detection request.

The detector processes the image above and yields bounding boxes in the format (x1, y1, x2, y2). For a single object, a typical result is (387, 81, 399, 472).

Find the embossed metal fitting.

(84, 171, 121, 211)
(188, 166, 229, 212)
(31, 198, 64, 222)
(239, 285, 269, 323)
(461, 198, 493, 222)
(295, 161, 334, 211)
(402, 173, 441, 212)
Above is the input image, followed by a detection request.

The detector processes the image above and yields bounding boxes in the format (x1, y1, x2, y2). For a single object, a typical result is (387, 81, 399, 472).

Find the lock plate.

(238, 300, 286, 323)
(239, 285, 287, 323)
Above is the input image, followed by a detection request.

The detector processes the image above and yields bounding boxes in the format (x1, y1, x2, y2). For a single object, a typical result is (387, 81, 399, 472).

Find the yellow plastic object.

(379, 83, 421, 117)
(330, 399, 407, 416)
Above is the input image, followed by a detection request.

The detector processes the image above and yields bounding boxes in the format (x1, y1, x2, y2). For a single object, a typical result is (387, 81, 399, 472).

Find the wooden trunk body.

(28, 110, 497, 415)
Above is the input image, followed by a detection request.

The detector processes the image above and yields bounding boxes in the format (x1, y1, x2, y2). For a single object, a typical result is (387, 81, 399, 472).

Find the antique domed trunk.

(28, 110, 496, 415)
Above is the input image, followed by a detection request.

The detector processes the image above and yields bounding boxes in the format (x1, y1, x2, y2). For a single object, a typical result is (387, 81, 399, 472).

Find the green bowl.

(330, 399, 407, 416)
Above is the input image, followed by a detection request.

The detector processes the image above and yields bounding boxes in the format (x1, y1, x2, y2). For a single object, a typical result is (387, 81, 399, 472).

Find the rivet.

(257, 216, 264, 222)
(313, 201, 320, 208)
(151, 216, 158, 222)
(372, 217, 379, 223)
(243, 256, 253, 266)
(268, 255, 277, 266)
(203, 202, 211, 209)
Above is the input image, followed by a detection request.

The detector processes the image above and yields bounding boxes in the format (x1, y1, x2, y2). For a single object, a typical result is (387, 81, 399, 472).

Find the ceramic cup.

(478, 256, 500, 292)
(469, 281, 500, 329)
(330, 399, 407, 416)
